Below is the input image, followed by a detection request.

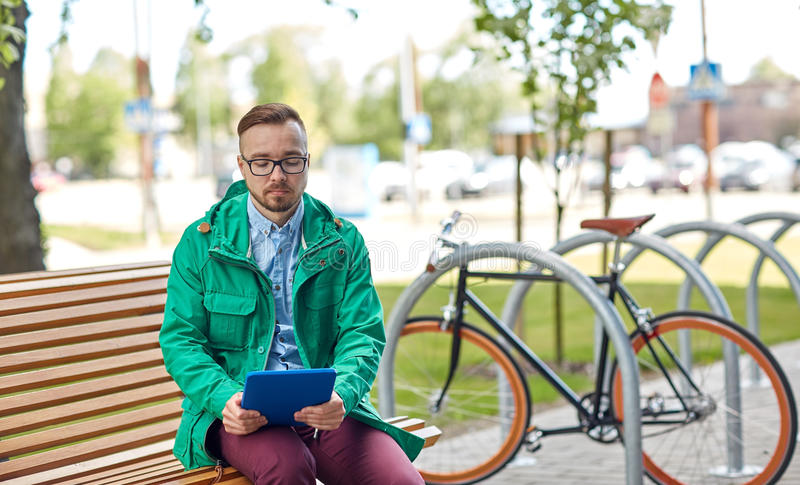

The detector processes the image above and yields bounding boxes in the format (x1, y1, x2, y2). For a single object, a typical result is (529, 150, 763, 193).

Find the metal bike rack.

(735, 212, 800, 381)
(498, 231, 736, 480)
(377, 242, 644, 485)
(618, 219, 800, 478)
(621, 219, 800, 320)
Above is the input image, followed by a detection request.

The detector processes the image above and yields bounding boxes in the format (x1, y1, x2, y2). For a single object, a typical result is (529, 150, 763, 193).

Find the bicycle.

(378, 212, 797, 484)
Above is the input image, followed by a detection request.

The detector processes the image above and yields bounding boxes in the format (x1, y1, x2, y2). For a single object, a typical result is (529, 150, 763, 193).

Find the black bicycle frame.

(437, 263, 701, 436)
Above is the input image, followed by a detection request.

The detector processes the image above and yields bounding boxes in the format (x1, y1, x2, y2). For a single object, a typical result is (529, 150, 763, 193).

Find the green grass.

(43, 224, 180, 251)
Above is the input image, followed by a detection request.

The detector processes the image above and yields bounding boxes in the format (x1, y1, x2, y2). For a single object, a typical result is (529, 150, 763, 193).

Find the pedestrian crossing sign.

(689, 61, 724, 101)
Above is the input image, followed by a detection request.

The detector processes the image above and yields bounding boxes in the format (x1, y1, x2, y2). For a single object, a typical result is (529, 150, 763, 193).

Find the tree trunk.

(0, 1, 45, 274)
(554, 201, 564, 366)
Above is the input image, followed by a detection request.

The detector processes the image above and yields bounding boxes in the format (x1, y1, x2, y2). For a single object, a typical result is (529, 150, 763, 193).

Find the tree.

(0, 1, 43, 273)
(347, 63, 404, 160)
(748, 57, 796, 82)
(174, 30, 233, 147)
(422, 28, 527, 151)
(46, 47, 133, 177)
(472, 0, 671, 364)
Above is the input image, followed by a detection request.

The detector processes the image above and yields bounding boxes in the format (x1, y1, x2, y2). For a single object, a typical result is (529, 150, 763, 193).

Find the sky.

(22, 0, 800, 128)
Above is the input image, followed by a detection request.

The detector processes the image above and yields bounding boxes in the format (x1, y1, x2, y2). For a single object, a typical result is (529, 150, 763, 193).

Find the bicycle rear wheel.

(611, 311, 797, 484)
(391, 318, 530, 485)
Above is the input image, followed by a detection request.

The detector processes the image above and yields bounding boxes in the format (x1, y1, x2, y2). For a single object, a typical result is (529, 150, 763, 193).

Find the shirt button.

(280, 357, 286, 362)
(257, 346, 265, 354)
(278, 248, 283, 254)
(279, 337, 285, 343)
(275, 284, 281, 290)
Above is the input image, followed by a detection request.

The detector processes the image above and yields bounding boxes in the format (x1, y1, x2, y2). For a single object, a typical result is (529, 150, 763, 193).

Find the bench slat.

(0, 266, 171, 299)
(0, 261, 170, 285)
(416, 426, 442, 448)
(56, 454, 177, 485)
(0, 331, 160, 374)
(0, 418, 180, 481)
(0, 314, 162, 354)
(0, 380, 181, 435)
(0, 366, 171, 416)
(0, 401, 182, 458)
(0, 348, 164, 395)
(89, 463, 188, 485)
(162, 467, 247, 485)
(0, 278, 167, 316)
(4, 440, 175, 485)
(0, 293, 166, 335)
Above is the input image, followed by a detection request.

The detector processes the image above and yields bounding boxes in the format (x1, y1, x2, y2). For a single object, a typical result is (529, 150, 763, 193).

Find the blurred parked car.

(663, 144, 708, 192)
(581, 158, 626, 192)
(712, 141, 795, 191)
(369, 161, 409, 201)
(443, 154, 539, 198)
(418, 149, 476, 200)
(31, 163, 66, 192)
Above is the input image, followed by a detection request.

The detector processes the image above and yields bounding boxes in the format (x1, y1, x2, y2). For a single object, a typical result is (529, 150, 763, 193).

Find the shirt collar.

(247, 195, 304, 236)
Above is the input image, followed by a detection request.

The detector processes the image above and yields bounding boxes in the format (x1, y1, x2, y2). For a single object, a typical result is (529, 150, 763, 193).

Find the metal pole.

(700, 0, 717, 220)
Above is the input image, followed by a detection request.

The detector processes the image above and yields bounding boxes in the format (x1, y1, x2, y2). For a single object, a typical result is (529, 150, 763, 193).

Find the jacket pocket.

(203, 291, 256, 350)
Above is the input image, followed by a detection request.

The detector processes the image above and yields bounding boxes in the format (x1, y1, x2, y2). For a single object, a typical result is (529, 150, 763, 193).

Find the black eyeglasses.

(240, 155, 309, 176)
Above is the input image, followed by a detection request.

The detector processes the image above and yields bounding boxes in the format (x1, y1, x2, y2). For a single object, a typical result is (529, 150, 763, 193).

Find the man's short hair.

(237, 103, 307, 146)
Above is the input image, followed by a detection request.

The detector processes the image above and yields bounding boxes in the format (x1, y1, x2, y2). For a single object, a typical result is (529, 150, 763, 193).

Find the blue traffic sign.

(689, 61, 724, 101)
(406, 113, 432, 145)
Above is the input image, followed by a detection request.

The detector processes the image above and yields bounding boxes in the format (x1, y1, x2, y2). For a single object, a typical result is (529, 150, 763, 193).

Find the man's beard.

(251, 180, 305, 214)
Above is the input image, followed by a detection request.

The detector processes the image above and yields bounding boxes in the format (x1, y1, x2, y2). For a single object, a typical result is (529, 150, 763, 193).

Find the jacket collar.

(206, 181, 340, 261)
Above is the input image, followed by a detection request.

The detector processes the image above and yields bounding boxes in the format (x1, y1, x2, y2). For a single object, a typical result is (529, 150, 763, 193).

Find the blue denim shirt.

(247, 196, 305, 370)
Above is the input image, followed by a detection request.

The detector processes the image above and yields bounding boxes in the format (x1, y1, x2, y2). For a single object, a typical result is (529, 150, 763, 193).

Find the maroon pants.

(207, 417, 424, 485)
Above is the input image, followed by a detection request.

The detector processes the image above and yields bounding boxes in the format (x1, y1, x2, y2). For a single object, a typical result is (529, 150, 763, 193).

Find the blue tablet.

(241, 368, 337, 426)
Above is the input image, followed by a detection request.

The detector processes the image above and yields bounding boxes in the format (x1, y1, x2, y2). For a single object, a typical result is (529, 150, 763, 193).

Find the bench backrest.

(0, 262, 178, 483)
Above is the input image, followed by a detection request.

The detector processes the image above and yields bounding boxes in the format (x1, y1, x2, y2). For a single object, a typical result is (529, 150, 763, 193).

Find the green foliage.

(45, 46, 134, 177)
(174, 30, 233, 145)
(748, 57, 797, 82)
(0, 0, 24, 91)
(345, 65, 403, 160)
(472, 0, 672, 154)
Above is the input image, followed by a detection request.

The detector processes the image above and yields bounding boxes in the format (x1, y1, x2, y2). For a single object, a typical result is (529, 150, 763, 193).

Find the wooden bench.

(0, 262, 440, 484)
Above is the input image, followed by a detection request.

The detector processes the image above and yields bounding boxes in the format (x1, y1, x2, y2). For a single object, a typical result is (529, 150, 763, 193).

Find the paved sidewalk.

(461, 339, 800, 484)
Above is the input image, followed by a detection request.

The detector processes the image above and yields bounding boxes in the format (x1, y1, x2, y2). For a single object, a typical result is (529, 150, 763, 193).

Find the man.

(160, 103, 424, 484)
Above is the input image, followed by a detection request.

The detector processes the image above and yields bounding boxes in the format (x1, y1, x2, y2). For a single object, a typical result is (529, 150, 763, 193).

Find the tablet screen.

(241, 368, 337, 426)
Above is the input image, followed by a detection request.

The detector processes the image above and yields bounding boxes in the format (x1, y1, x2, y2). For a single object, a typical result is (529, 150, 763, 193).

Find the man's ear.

(236, 155, 247, 178)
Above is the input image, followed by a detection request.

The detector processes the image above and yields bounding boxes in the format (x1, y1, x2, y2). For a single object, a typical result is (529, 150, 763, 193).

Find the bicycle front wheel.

(612, 311, 797, 485)
(392, 318, 531, 485)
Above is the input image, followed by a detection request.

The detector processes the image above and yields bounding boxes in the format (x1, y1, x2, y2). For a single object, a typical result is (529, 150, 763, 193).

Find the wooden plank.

(0, 314, 162, 354)
(0, 293, 166, 336)
(53, 454, 177, 485)
(0, 348, 164, 395)
(0, 401, 181, 457)
(0, 261, 170, 285)
(162, 466, 247, 485)
(90, 463, 187, 485)
(0, 380, 182, 435)
(0, 331, 160, 374)
(3, 440, 174, 485)
(0, 278, 167, 316)
(415, 426, 442, 448)
(0, 419, 180, 481)
(0, 366, 171, 416)
(0, 266, 171, 299)
(389, 417, 425, 432)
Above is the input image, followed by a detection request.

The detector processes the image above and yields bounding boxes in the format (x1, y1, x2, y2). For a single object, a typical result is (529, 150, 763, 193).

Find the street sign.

(688, 61, 725, 101)
(649, 72, 669, 109)
(124, 98, 182, 134)
(406, 113, 432, 145)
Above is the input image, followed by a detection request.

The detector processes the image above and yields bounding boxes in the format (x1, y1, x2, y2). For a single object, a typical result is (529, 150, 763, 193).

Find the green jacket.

(159, 181, 424, 469)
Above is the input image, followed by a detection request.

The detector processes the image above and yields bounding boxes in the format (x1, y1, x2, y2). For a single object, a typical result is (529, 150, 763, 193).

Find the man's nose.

(269, 164, 288, 180)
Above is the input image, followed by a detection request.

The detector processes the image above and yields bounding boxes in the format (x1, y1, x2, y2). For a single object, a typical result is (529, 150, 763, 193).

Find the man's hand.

(222, 392, 267, 435)
(294, 390, 345, 430)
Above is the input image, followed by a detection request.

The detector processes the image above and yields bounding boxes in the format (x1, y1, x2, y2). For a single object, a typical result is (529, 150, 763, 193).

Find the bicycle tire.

(611, 311, 797, 485)
(392, 317, 531, 485)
